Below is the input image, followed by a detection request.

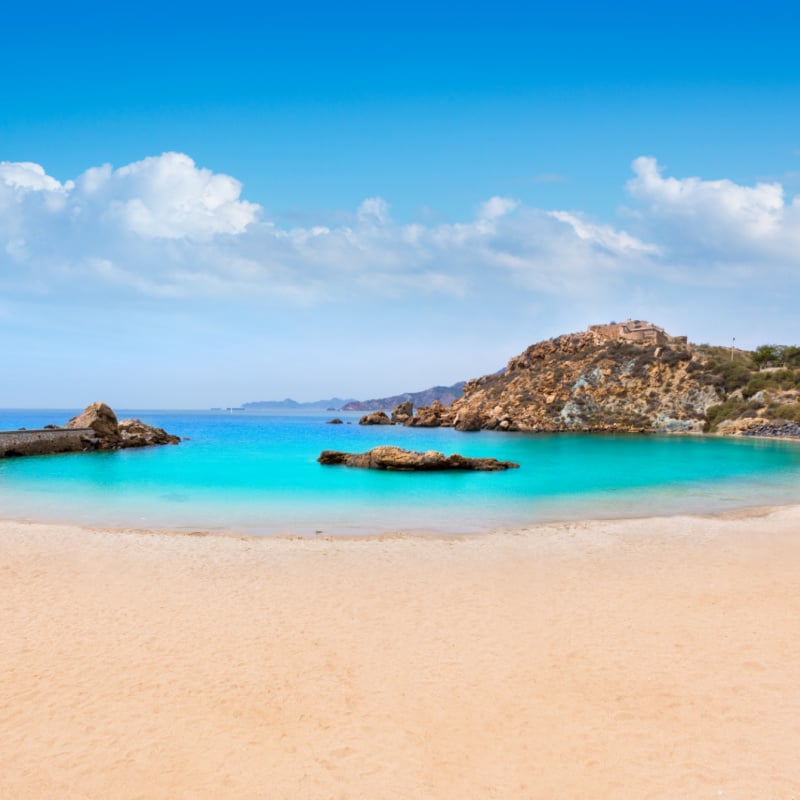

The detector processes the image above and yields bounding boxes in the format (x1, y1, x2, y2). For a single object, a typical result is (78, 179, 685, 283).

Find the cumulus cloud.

(79, 152, 261, 239)
(0, 161, 73, 193)
(2, 151, 799, 312)
(626, 156, 800, 264)
(0, 152, 259, 249)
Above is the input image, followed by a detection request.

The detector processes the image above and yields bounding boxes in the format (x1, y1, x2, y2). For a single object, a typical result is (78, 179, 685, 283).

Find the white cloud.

(478, 196, 518, 220)
(626, 156, 800, 262)
(356, 197, 390, 225)
(84, 152, 261, 239)
(2, 151, 800, 315)
(1, 152, 260, 246)
(548, 210, 659, 255)
(0, 161, 73, 193)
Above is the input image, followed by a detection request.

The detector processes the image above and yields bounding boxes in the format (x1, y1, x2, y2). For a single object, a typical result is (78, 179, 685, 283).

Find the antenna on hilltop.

(731, 336, 736, 361)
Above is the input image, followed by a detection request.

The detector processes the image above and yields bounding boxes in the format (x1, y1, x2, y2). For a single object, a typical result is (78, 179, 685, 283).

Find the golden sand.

(2, 508, 800, 799)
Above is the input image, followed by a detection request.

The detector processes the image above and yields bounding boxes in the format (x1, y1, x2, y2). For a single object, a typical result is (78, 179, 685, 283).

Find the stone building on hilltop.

(588, 320, 688, 347)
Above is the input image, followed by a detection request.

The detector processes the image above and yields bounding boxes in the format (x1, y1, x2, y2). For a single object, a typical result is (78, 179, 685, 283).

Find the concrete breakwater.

(0, 428, 94, 457)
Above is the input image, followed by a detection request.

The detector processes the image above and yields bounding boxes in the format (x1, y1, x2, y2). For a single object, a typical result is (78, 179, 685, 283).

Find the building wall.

(588, 321, 685, 347)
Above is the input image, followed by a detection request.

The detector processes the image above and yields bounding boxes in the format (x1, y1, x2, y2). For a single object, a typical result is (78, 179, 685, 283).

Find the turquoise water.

(1, 409, 799, 535)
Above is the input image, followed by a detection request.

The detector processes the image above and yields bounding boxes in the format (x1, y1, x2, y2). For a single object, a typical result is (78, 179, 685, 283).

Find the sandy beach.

(2, 509, 800, 799)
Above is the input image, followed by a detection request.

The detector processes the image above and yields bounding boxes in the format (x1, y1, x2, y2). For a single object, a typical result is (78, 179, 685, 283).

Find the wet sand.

(2, 507, 800, 799)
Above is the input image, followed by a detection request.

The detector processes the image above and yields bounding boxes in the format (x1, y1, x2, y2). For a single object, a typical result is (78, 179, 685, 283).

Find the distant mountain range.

(340, 382, 466, 411)
(242, 398, 356, 411)
(242, 382, 466, 412)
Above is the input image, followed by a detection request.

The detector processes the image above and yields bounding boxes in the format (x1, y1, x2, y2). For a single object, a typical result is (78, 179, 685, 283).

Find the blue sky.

(2, 1, 800, 407)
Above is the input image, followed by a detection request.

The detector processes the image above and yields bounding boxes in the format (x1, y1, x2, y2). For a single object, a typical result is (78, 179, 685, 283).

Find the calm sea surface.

(1, 408, 799, 535)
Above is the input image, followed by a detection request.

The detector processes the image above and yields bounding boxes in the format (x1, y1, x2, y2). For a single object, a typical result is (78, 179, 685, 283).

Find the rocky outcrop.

(63, 403, 180, 449)
(0, 402, 180, 458)
(359, 410, 392, 425)
(117, 418, 181, 448)
(409, 325, 725, 433)
(453, 409, 483, 432)
(317, 446, 519, 471)
(407, 401, 452, 428)
(66, 402, 121, 442)
(391, 401, 414, 424)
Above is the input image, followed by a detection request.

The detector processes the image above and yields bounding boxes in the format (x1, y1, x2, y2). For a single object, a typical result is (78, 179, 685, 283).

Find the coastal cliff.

(406, 322, 800, 434)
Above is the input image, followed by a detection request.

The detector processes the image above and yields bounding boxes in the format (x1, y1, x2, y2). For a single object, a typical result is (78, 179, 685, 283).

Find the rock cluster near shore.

(318, 446, 519, 471)
(66, 403, 180, 449)
(358, 410, 392, 426)
(740, 420, 800, 438)
(0, 402, 180, 458)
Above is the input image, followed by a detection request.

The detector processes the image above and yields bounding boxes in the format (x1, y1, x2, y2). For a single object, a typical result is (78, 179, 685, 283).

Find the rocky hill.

(404, 322, 800, 435)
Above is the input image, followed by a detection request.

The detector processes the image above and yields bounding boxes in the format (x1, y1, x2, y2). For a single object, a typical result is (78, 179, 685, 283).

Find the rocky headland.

(318, 446, 519, 471)
(0, 403, 180, 458)
(357, 321, 800, 437)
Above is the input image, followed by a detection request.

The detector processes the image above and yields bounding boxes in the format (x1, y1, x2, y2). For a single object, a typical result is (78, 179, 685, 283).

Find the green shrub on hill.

(743, 369, 800, 398)
(774, 403, 800, 422)
(705, 400, 749, 430)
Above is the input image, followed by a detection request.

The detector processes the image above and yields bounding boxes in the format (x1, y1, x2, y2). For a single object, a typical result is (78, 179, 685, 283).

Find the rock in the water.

(118, 418, 181, 447)
(453, 409, 482, 432)
(408, 401, 454, 428)
(318, 445, 519, 471)
(326, 418, 344, 424)
(359, 411, 392, 425)
(391, 401, 414, 424)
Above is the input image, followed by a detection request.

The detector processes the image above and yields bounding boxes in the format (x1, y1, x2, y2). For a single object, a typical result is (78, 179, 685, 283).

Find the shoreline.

(0, 498, 797, 543)
(2, 491, 800, 542)
(3, 507, 800, 798)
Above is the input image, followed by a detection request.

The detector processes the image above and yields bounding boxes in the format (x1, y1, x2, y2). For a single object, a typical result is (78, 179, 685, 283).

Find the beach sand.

(2, 509, 800, 799)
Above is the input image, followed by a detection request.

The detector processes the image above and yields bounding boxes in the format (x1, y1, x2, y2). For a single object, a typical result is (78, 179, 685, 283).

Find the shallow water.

(1, 408, 799, 535)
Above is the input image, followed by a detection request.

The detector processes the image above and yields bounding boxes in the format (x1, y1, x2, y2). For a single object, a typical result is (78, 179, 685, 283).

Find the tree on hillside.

(752, 344, 783, 368)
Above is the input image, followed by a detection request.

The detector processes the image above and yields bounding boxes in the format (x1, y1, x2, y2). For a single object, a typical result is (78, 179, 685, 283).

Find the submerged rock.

(318, 445, 519, 471)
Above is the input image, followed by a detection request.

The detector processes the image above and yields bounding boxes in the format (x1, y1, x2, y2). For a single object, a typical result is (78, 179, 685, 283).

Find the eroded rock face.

(318, 445, 519, 471)
(407, 401, 453, 428)
(391, 401, 414, 425)
(453, 409, 482, 432)
(66, 402, 121, 442)
(359, 411, 392, 425)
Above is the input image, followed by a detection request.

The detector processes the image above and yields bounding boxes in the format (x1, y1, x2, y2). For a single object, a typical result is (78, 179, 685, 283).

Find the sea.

(1, 408, 799, 536)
